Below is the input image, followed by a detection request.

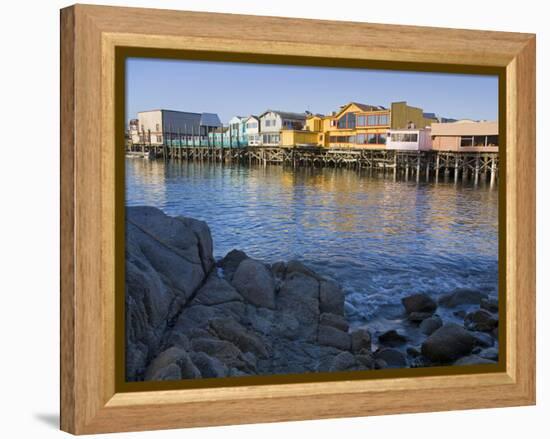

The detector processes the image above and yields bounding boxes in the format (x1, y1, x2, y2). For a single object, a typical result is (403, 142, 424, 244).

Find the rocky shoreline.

(126, 206, 499, 382)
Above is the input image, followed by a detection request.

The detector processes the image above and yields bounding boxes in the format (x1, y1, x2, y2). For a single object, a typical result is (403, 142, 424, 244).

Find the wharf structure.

(127, 102, 499, 183)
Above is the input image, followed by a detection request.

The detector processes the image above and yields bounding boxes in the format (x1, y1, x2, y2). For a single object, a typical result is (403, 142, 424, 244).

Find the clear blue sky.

(126, 57, 498, 124)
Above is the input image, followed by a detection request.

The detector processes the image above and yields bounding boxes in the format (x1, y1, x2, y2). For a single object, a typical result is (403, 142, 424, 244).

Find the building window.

(486, 135, 498, 146)
(156, 123, 160, 132)
(460, 136, 474, 147)
(367, 115, 377, 126)
(391, 133, 418, 142)
(157, 135, 163, 143)
(378, 114, 389, 125)
(357, 115, 367, 127)
(378, 133, 387, 144)
(473, 136, 487, 147)
(337, 113, 356, 129)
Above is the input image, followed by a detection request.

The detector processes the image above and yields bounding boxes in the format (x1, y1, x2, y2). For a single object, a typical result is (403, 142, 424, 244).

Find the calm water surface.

(126, 158, 498, 333)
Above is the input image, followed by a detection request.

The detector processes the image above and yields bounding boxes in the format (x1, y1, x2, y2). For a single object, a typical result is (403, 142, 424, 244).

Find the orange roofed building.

(281, 101, 439, 149)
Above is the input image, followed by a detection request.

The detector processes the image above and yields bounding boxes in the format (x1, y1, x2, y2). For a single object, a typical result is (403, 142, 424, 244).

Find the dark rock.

(471, 331, 495, 348)
(125, 207, 214, 381)
(286, 260, 320, 280)
(406, 346, 421, 357)
(277, 272, 320, 341)
(217, 249, 248, 281)
(421, 323, 476, 363)
(453, 310, 467, 319)
(144, 347, 201, 381)
(408, 311, 434, 322)
(420, 315, 443, 335)
(374, 359, 388, 369)
(439, 288, 487, 308)
(319, 312, 349, 332)
(480, 297, 499, 313)
(378, 329, 407, 347)
(176, 216, 216, 273)
(189, 352, 228, 378)
(479, 347, 499, 361)
(318, 325, 351, 350)
(329, 351, 357, 371)
(319, 280, 345, 316)
(374, 348, 408, 368)
(210, 318, 268, 358)
(401, 293, 437, 316)
(271, 261, 287, 279)
(193, 272, 243, 306)
(355, 352, 375, 369)
(350, 328, 372, 353)
(454, 355, 497, 366)
(464, 309, 498, 332)
(231, 259, 276, 309)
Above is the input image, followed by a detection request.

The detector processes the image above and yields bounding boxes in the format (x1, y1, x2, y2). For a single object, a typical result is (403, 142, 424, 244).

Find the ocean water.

(126, 158, 499, 339)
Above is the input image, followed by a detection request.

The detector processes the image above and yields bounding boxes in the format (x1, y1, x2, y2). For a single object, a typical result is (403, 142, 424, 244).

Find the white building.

(386, 128, 433, 151)
(258, 110, 307, 146)
(244, 116, 261, 146)
(132, 109, 222, 146)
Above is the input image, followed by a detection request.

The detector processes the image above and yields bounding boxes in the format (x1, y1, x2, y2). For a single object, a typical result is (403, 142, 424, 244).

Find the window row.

(329, 133, 387, 145)
(356, 114, 389, 127)
(390, 133, 418, 142)
(460, 135, 498, 147)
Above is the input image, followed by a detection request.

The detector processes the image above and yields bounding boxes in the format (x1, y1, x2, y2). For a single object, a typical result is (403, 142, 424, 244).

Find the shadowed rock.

(231, 258, 276, 309)
(420, 315, 443, 335)
(421, 323, 476, 363)
(464, 309, 498, 332)
(401, 293, 437, 316)
(378, 329, 407, 347)
(439, 288, 487, 308)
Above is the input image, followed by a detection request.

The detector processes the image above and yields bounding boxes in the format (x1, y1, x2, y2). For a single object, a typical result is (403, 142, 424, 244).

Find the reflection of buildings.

(431, 120, 499, 153)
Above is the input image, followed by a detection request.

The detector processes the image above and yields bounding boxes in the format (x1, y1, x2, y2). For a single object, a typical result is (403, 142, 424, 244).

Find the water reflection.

(126, 158, 498, 328)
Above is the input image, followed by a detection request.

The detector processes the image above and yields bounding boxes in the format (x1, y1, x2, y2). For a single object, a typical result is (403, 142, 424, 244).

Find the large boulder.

(125, 207, 215, 381)
(378, 329, 407, 347)
(464, 309, 498, 332)
(318, 325, 351, 351)
(231, 259, 276, 309)
(401, 293, 437, 316)
(374, 348, 408, 368)
(277, 271, 320, 341)
(319, 280, 345, 316)
(351, 328, 372, 353)
(421, 323, 476, 363)
(419, 315, 443, 335)
(218, 249, 248, 281)
(438, 288, 487, 308)
(319, 312, 349, 332)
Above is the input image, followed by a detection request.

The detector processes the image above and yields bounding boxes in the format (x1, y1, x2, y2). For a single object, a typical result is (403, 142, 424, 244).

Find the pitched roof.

(200, 113, 222, 127)
(259, 110, 307, 120)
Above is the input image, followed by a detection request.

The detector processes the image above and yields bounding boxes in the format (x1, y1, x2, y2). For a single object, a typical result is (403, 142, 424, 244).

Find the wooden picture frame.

(60, 4, 536, 434)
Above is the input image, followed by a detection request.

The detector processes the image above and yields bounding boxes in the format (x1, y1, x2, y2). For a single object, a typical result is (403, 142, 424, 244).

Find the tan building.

(431, 120, 498, 152)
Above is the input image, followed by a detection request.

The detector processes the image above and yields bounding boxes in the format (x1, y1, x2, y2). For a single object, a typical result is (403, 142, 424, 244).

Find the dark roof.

(349, 102, 386, 112)
(260, 110, 307, 120)
(200, 113, 222, 127)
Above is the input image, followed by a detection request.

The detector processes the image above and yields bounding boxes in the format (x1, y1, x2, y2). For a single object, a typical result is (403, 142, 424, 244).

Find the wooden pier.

(126, 144, 499, 183)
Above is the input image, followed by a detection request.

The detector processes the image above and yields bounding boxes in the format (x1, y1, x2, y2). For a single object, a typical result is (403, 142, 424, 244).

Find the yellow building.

(281, 101, 439, 149)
